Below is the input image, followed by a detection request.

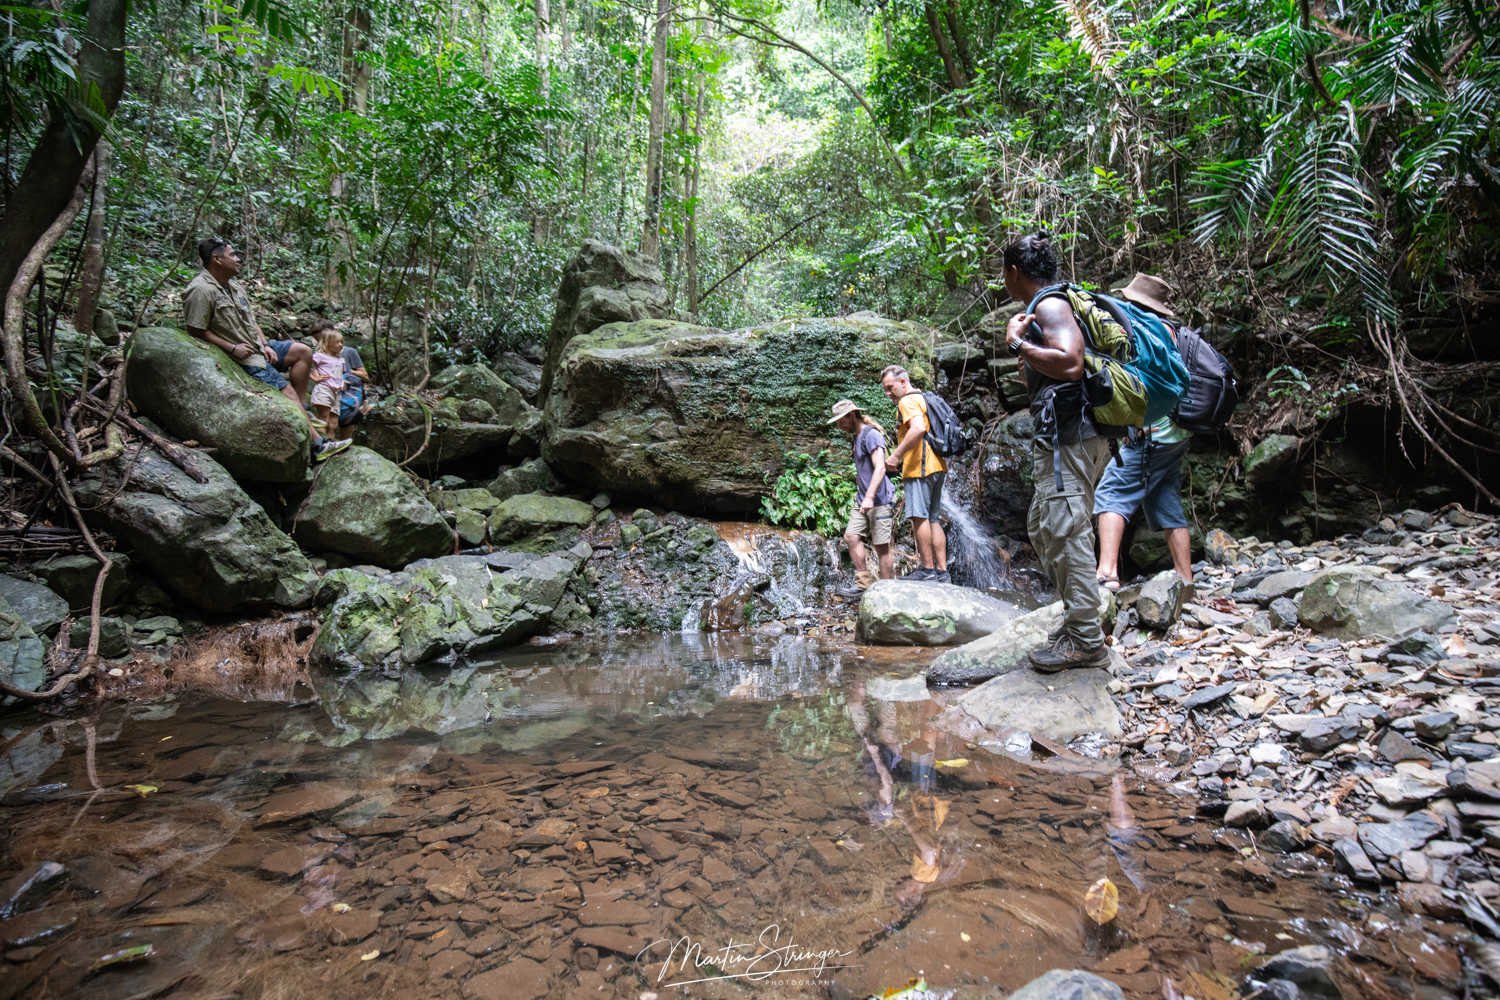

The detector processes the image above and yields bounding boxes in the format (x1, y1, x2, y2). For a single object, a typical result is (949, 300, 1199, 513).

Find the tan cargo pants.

(1028, 436, 1111, 647)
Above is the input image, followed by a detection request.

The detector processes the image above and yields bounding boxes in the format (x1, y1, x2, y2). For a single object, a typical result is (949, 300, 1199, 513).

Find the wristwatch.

(1007, 338, 1023, 356)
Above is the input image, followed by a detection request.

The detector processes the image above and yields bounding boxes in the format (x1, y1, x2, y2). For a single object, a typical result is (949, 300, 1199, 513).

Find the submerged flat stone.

(952, 663, 1122, 743)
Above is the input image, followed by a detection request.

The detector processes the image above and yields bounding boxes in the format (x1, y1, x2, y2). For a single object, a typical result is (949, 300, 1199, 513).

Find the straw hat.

(1113, 272, 1178, 320)
(827, 399, 861, 423)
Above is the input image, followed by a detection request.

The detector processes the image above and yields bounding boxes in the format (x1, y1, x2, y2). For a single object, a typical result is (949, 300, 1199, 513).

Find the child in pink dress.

(309, 328, 346, 443)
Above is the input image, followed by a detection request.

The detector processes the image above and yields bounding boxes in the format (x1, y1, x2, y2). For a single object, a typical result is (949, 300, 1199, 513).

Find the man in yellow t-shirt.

(881, 365, 948, 583)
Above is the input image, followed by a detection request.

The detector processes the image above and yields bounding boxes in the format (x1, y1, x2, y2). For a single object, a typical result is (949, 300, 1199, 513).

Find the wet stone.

(1447, 740, 1496, 762)
(325, 909, 380, 945)
(1333, 838, 1381, 882)
(464, 957, 551, 1000)
(1008, 969, 1126, 1000)
(1251, 945, 1339, 998)
(256, 783, 360, 825)
(1412, 712, 1458, 741)
(1224, 800, 1267, 828)
(1183, 682, 1237, 711)
(1260, 820, 1308, 854)
(1448, 759, 1500, 799)
(0, 861, 65, 919)
(1358, 814, 1443, 860)
(1298, 717, 1360, 752)
(1377, 729, 1435, 763)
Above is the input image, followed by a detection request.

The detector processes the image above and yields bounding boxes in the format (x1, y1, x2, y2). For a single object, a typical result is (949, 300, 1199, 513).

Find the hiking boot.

(929, 570, 952, 584)
(833, 580, 866, 601)
(1029, 634, 1110, 673)
(901, 567, 935, 582)
(314, 438, 352, 462)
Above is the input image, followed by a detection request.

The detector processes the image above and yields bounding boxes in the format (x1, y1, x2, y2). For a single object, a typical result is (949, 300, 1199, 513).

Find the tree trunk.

(326, 3, 370, 307)
(0, 0, 127, 300)
(685, 75, 704, 316)
(943, 0, 974, 83)
(924, 2, 968, 93)
(73, 139, 111, 335)
(614, 9, 648, 242)
(640, 0, 670, 260)
(532, 0, 551, 243)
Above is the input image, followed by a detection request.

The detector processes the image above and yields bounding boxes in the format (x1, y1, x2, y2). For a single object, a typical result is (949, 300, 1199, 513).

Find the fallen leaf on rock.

(932, 798, 950, 830)
(360, 949, 380, 961)
(935, 758, 969, 769)
(332, 903, 351, 913)
(124, 784, 158, 798)
(1084, 877, 1119, 925)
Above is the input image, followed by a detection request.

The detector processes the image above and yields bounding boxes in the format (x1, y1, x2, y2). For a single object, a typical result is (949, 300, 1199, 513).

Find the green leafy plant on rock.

(761, 450, 855, 538)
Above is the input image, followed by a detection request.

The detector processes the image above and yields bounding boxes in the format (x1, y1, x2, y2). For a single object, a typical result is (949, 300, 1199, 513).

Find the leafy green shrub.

(760, 450, 855, 537)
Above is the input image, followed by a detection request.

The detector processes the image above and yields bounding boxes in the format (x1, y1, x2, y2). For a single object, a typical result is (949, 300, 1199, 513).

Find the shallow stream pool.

(0, 635, 1465, 998)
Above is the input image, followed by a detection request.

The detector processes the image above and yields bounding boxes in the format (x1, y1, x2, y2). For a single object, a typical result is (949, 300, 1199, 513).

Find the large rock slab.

(292, 446, 452, 568)
(0, 597, 47, 703)
(1298, 565, 1455, 640)
(0, 576, 68, 635)
(926, 591, 1112, 686)
(544, 315, 932, 513)
(540, 240, 672, 401)
(856, 580, 1023, 645)
(125, 326, 310, 483)
(952, 666, 1122, 742)
(487, 493, 596, 545)
(74, 445, 317, 613)
(310, 545, 591, 673)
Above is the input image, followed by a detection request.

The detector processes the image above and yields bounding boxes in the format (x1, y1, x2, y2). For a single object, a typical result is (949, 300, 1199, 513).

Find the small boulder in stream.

(74, 444, 317, 612)
(311, 545, 592, 673)
(925, 590, 1114, 686)
(949, 661, 1123, 743)
(856, 580, 1023, 645)
(1008, 969, 1125, 1000)
(0, 597, 47, 703)
(125, 325, 311, 483)
(292, 446, 453, 568)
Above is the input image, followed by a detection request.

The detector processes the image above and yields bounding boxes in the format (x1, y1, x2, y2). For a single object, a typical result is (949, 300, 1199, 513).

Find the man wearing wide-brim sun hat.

(827, 398, 896, 598)
(1092, 272, 1195, 594)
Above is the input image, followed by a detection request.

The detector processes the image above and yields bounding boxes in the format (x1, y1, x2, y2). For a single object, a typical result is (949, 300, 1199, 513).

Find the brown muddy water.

(0, 634, 1469, 998)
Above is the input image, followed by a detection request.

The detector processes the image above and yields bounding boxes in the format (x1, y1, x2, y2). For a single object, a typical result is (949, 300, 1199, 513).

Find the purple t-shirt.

(854, 424, 895, 508)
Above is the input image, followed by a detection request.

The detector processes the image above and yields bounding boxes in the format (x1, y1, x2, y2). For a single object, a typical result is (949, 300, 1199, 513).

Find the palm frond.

(1054, 0, 1121, 80)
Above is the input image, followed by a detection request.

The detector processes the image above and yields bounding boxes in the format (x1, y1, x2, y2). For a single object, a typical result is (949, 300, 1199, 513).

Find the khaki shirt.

(183, 270, 264, 365)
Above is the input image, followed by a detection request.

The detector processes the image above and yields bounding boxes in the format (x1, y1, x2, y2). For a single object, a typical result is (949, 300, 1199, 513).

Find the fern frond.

(1054, 0, 1120, 80)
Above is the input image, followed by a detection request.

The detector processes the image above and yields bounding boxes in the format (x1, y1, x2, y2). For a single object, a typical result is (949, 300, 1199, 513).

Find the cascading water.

(684, 523, 839, 631)
(941, 460, 1014, 593)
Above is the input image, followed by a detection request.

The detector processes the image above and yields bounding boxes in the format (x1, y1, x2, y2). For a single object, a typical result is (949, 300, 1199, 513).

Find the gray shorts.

(904, 472, 945, 521)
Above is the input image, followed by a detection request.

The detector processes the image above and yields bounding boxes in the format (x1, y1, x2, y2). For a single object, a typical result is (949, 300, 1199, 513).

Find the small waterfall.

(943, 471, 1013, 593)
(701, 523, 839, 628)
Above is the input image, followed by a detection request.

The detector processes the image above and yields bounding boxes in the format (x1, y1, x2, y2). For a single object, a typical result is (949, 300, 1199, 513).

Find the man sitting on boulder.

(183, 237, 349, 460)
(828, 399, 895, 597)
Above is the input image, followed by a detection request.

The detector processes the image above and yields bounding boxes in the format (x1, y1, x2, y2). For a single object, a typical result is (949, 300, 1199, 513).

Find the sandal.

(1096, 573, 1121, 593)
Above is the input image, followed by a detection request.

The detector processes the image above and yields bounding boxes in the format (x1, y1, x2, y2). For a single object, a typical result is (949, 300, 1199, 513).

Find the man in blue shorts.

(1093, 273, 1192, 590)
(184, 237, 348, 459)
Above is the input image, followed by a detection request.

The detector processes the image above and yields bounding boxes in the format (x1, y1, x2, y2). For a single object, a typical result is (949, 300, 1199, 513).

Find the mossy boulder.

(487, 493, 596, 544)
(25, 554, 132, 612)
(125, 326, 311, 483)
(0, 597, 47, 704)
(540, 240, 672, 401)
(1243, 434, 1302, 491)
(74, 445, 317, 613)
(310, 545, 591, 673)
(0, 575, 68, 635)
(543, 314, 933, 513)
(488, 458, 560, 501)
(857, 580, 1023, 645)
(292, 446, 453, 568)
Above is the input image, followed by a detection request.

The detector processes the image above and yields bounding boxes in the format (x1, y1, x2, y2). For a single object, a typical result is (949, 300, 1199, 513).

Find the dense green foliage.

(3, 0, 1496, 368)
(760, 449, 857, 536)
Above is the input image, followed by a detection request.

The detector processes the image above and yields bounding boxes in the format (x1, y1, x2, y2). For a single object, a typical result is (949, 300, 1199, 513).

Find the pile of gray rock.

(1105, 506, 1499, 918)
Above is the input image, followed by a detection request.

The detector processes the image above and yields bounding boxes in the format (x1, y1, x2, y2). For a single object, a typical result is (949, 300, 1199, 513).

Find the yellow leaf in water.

(571, 840, 589, 853)
(124, 784, 158, 798)
(332, 903, 351, 914)
(1084, 877, 1119, 925)
(960, 931, 971, 943)
(932, 797, 950, 830)
(360, 949, 381, 961)
(911, 853, 940, 883)
(159, 736, 173, 742)
(583, 786, 610, 799)
(934, 758, 969, 769)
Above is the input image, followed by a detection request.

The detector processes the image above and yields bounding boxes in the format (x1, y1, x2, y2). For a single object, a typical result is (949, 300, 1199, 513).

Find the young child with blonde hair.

(308, 327, 346, 444)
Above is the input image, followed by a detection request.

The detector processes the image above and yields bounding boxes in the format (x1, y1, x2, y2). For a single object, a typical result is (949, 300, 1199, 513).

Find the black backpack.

(1171, 326, 1239, 433)
(914, 391, 972, 458)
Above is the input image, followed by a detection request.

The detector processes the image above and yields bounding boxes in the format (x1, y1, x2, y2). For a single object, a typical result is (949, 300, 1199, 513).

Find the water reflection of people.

(845, 678, 950, 909)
